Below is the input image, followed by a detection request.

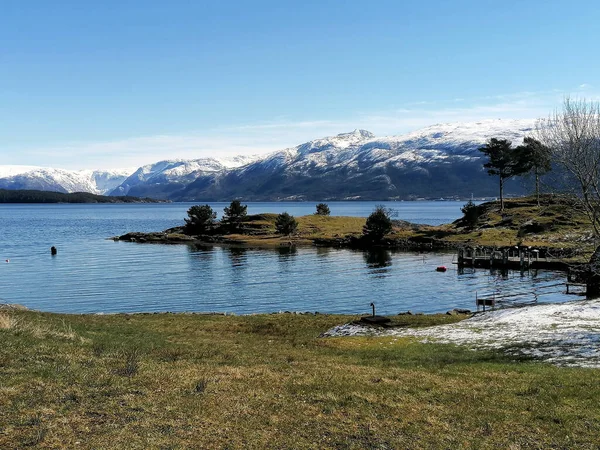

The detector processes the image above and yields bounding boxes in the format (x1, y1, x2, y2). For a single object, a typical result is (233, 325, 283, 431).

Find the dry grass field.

(1, 309, 599, 449)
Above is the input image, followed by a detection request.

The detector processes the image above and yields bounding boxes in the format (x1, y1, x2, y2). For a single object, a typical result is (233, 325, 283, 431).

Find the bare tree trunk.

(499, 176, 504, 212)
(535, 169, 540, 206)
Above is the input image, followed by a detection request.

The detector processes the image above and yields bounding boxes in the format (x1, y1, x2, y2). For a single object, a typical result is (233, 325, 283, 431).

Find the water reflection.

(227, 247, 248, 268)
(277, 246, 297, 258)
(363, 249, 392, 278)
(277, 246, 297, 273)
(489, 268, 510, 280)
(187, 244, 215, 262)
(316, 246, 331, 258)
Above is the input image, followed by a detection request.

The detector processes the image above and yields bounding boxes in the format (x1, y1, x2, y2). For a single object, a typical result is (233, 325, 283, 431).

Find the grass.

(1, 310, 599, 448)
(222, 214, 366, 247)
(391, 196, 596, 261)
(209, 196, 597, 257)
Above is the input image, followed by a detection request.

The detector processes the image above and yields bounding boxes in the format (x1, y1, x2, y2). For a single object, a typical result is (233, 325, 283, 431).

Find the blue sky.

(1, 0, 599, 169)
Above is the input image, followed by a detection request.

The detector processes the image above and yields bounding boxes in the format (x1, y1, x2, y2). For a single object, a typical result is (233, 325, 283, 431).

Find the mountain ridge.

(169, 118, 536, 201)
(0, 166, 135, 195)
(1, 119, 537, 200)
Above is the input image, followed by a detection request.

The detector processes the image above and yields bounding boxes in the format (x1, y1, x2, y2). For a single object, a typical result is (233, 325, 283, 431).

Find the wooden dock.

(455, 246, 560, 270)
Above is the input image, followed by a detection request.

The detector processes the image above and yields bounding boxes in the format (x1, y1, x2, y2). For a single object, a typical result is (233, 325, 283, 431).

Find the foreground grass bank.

(1, 309, 599, 448)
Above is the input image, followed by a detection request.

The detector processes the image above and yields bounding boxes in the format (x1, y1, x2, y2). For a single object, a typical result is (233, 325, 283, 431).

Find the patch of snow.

(321, 300, 600, 368)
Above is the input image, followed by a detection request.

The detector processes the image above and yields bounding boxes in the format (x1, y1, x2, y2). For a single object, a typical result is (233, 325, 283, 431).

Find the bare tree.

(536, 97, 600, 235)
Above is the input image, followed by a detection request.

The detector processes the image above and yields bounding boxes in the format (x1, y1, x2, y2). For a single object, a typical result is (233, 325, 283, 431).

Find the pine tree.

(363, 205, 393, 242)
(275, 212, 298, 236)
(184, 205, 217, 235)
(223, 199, 248, 231)
(315, 203, 330, 216)
(516, 137, 552, 206)
(479, 138, 530, 212)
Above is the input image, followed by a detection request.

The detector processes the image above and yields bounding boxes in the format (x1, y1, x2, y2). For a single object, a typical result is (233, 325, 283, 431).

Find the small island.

(115, 195, 596, 267)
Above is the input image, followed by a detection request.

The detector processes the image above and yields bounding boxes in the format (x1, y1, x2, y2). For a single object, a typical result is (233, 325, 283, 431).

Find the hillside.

(161, 119, 538, 201)
(443, 195, 593, 250)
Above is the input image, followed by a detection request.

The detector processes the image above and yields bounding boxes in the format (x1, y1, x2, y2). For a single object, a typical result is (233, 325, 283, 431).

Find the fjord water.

(0, 201, 570, 315)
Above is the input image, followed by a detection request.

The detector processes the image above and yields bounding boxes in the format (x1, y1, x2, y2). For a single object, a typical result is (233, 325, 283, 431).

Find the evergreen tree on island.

(315, 203, 330, 216)
(516, 137, 552, 206)
(363, 205, 393, 242)
(223, 199, 248, 232)
(184, 205, 217, 235)
(275, 212, 298, 236)
(479, 138, 530, 212)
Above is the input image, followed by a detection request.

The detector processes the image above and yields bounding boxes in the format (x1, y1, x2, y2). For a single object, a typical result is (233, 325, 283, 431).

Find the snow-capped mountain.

(0, 119, 538, 200)
(0, 166, 134, 195)
(246, 119, 534, 174)
(109, 156, 257, 197)
(174, 119, 536, 201)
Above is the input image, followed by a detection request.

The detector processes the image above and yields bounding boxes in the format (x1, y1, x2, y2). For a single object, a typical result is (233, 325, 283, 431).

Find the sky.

(1, 0, 599, 170)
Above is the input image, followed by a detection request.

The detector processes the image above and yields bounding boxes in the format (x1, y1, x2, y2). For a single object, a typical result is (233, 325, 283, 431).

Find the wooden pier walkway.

(455, 246, 563, 270)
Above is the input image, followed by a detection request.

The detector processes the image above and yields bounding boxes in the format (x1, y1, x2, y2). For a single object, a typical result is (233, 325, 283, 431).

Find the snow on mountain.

(111, 156, 257, 196)
(234, 119, 535, 179)
(177, 119, 538, 201)
(0, 119, 538, 200)
(376, 118, 536, 156)
(0, 166, 42, 178)
(0, 166, 134, 195)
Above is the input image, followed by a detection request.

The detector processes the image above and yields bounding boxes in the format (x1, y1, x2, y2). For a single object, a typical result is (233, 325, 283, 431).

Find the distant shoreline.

(0, 188, 167, 204)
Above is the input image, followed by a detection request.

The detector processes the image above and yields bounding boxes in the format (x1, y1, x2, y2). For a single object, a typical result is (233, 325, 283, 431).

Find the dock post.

(519, 248, 524, 268)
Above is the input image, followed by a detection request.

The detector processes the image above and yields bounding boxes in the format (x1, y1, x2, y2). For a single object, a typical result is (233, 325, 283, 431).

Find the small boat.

(436, 266, 447, 272)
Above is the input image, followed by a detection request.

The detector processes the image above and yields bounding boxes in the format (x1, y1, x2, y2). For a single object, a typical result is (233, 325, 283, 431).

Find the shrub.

(275, 212, 298, 236)
(460, 200, 481, 229)
(184, 205, 217, 235)
(363, 205, 393, 241)
(315, 203, 331, 216)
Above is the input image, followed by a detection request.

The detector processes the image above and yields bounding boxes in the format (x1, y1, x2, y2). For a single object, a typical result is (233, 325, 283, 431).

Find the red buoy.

(436, 266, 447, 272)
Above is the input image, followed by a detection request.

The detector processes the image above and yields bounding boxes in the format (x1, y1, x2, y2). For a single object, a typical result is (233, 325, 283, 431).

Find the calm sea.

(0, 201, 571, 315)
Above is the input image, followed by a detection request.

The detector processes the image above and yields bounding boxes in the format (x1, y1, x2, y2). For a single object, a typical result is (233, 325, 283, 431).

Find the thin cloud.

(8, 85, 597, 170)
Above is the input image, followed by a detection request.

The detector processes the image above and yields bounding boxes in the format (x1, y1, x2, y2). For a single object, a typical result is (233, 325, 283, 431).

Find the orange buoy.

(436, 266, 447, 272)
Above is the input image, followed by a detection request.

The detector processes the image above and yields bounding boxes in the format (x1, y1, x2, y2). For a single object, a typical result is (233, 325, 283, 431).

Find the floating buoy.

(436, 266, 447, 272)
(5, 259, 9, 263)
(51, 246, 57, 256)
